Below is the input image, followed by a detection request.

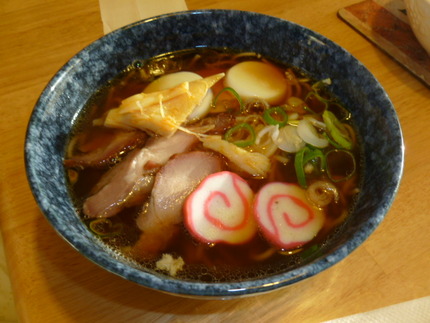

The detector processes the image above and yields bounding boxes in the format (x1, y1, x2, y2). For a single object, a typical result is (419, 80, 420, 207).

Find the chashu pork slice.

(64, 130, 147, 169)
(83, 131, 199, 218)
(133, 151, 223, 259)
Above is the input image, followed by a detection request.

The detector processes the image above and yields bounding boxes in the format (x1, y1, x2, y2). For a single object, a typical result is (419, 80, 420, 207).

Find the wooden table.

(1, 0, 429, 321)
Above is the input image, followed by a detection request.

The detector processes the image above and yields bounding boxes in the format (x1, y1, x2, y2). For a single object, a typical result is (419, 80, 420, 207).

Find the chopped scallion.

(305, 91, 329, 113)
(213, 87, 244, 112)
(322, 110, 353, 150)
(295, 146, 326, 188)
(325, 149, 356, 182)
(89, 218, 123, 237)
(263, 106, 288, 127)
(224, 122, 256, 147)
(294, 147, 308, 188)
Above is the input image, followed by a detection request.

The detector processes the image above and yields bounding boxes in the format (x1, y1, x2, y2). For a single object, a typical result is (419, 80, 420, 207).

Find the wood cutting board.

(338, 0, 430, 86)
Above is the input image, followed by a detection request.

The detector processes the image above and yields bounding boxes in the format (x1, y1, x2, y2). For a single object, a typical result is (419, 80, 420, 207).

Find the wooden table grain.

(1, 0, 429, 322)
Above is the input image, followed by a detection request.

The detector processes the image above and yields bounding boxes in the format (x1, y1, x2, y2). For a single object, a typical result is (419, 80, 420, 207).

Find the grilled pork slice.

(83, 131, 199, 218)
(133, 151, 223, 259)
(64, 130, 147, 168)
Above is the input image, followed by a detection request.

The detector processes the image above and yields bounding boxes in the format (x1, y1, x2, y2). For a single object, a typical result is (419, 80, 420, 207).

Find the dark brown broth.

(66, 48, 360, 282)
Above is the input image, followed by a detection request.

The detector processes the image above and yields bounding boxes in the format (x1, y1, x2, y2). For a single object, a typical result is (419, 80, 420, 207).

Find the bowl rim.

(25, 9, 405, 298)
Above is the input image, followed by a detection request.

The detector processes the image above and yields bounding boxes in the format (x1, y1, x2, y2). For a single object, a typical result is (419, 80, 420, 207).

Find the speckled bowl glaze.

(25, 10, 404, 298)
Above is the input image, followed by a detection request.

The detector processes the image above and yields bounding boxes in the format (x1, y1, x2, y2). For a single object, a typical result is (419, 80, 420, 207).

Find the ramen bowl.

(25, 10, 404, 298)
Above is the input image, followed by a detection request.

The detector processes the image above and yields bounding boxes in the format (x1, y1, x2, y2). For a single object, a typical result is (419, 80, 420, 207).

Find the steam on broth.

(65, 48, 360, 282)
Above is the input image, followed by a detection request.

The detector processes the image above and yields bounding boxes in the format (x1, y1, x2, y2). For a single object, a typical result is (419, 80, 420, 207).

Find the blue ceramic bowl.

(25, 10, 404, 298)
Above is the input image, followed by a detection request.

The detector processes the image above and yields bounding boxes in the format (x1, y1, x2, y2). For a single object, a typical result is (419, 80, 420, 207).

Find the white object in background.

(374, 0, 409, 23)
(323, 296, 430, 323)
(99, 0, 188, 34)
(404, 0, 430, 56)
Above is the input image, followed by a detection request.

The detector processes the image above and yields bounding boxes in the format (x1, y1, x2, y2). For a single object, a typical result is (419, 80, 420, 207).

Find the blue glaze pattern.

(25, 10, 404, 298)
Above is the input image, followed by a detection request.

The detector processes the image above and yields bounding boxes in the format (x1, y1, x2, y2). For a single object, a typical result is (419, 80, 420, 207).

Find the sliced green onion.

(287, 119, 300, 126)
(295, 147, 308, 188)
(304, 91, 329, 113)
(295, 146, 326, 188)
(224, 122, 256, 147)
(311, 78, 331, 92)
(263, 107, 288, 127)
(323, 132, 344, 149)
(325, 149, 356, 182)
(322, 110, 353, 150)
(328, 102, 351, 122)
(300, 244, 322, 260)
(89, 218, 123, 237)
(303, 147, 326, 170)
(213, 87, 244, 112)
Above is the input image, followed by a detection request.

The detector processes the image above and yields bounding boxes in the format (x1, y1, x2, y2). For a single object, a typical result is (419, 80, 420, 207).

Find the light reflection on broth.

(65, 48, 360, 282)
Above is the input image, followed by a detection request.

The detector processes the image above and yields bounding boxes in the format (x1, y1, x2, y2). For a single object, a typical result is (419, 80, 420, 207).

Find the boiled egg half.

(144, 71, 213, 122)
(225, 61, 288, 105)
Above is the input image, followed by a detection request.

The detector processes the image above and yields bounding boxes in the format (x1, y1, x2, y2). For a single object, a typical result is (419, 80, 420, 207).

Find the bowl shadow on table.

(34, 209, 341, 321)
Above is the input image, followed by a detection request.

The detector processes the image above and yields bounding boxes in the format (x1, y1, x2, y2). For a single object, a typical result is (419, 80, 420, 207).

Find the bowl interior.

(25, 10, 404, 298)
